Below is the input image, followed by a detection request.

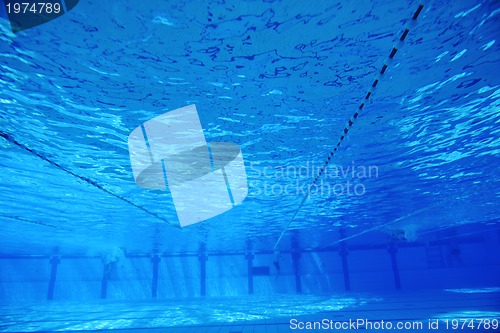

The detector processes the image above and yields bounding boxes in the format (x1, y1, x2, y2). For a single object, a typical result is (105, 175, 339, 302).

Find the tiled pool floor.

(0, 290, 498, 332)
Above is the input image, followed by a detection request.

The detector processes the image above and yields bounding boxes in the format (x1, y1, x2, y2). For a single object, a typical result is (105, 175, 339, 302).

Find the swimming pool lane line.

(273, 3, 426, 252)
(322, 206, 431, 248)
(320, 172, 497, 249)
(0, 131, 181, 229)
(3, 215, 60, 229)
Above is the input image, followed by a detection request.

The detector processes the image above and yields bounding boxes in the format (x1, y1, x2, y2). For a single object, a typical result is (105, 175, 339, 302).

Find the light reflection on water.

(0, 294, 373, 332)
(0, 0, 498, 256)
(445, 287, 500, 294)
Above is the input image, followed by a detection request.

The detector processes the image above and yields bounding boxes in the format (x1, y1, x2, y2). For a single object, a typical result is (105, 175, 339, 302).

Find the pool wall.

(1, 226, 499, 302)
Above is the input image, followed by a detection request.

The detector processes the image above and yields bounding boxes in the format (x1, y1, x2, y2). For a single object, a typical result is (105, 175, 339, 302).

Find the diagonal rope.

(273, 3, 425, 251)
(0, 131, 180, 228)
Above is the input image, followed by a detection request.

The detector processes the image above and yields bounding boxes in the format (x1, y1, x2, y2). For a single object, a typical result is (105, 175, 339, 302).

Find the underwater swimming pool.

(0, 0, 499, 332)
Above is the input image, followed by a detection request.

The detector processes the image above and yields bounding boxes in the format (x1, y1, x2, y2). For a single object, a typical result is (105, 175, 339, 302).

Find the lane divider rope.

(273, 3, 425, 251)
(0, 131, 178, 228)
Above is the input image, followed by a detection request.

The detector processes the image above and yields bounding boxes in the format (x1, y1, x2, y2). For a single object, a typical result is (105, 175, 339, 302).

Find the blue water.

(0, 0, 499, 332)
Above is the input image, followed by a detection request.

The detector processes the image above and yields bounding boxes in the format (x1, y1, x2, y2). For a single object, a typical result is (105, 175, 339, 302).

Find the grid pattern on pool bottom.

(0, 290, 498, 333)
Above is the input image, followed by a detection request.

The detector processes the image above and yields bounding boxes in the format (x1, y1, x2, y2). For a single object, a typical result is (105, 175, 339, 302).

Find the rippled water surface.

(0, 0, 499, 254)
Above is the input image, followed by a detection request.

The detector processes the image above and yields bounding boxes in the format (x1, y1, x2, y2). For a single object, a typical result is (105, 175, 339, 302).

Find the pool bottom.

(0, 289, 498, 332)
